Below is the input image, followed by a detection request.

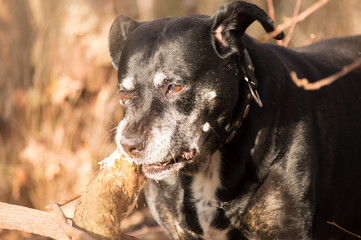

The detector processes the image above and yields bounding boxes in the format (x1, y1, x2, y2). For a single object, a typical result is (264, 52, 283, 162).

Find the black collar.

(225, 48, 263, 144)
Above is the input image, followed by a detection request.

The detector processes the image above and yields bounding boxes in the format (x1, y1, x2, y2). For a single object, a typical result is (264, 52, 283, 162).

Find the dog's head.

(108, 1, 283, 180)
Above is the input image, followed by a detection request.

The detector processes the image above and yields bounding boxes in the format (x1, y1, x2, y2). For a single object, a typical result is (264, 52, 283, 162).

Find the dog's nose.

(120, 137, 144, 158)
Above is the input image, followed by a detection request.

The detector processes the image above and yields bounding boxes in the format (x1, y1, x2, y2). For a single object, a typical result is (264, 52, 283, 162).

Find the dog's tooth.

(182, 150, 195, 160)
(162, 160, 172, 166)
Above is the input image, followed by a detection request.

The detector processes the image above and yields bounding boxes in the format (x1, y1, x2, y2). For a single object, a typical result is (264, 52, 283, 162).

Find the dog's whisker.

(103, 127, 118, 143)
(209, 126, 221, 141)
(107, 118, 117, 125)
(170, 151, 177, 162)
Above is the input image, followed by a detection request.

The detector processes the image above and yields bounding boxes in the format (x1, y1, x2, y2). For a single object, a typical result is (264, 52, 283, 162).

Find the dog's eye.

(167, 84, 183, 94)
(120, 90, 130, 99)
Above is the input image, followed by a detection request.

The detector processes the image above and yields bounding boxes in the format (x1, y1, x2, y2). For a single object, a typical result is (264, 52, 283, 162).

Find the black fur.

(108, 1, 361, 239)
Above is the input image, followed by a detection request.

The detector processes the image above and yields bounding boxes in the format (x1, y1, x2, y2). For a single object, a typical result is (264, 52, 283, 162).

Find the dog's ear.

(211, 1, 284, 58)
(109, 15, 142, 70)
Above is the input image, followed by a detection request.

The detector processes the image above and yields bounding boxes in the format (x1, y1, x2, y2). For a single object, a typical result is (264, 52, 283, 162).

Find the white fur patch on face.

(201, 89, 217, 110)
(206, 90, 217, 100)
(121, 76, 135, 90)
(153, 72, 167, 87)
(191, 150, 229, 239)
(202, 122, 210, 132)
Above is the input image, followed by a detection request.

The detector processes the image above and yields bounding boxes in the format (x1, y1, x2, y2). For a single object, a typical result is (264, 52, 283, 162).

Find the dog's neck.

(223, 44, 263, 145)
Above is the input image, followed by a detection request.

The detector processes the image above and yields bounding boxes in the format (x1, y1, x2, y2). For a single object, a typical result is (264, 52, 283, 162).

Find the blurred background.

(0, 0, 360, 239)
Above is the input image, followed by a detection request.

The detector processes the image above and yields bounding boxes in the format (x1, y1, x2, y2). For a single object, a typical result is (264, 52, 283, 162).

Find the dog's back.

(255, 35, 361, 238)
(297, 36, 361, 238)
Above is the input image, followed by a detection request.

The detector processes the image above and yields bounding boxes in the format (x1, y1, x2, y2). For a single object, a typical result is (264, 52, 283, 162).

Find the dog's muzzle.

(118, 128, 196, 178)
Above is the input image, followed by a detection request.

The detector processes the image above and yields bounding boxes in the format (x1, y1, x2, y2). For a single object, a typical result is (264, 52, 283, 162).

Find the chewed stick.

(74, 149, 146, 239)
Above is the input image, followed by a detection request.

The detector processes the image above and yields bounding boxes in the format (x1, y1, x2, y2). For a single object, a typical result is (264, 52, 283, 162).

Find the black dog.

(108, 1, 361, 239)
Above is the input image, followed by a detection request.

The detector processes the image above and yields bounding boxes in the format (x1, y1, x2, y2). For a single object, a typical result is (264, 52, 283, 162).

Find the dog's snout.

(120, 137, 144, 158)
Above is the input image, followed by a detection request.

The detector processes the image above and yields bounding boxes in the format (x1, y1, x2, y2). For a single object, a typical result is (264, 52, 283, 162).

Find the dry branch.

(0, 202, 69, 240)
(266, 0, 284, 46)
(283, 0, 303, 47)
(327, 221, 361, 239)
(0, 150, 146, 240)
(259, 0, 330, 42)
(266, 0, 276, 21)
(291, 57, 361, 90)
(73, 150, 146, 239)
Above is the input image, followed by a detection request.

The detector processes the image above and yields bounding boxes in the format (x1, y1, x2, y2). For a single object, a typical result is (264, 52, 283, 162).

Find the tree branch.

(0, 202, 69, 240)
(291, 57, 361, 90)
(327, 221, 361, 239)
(283, 0, 303, 47)
(266, 0, 284, 46)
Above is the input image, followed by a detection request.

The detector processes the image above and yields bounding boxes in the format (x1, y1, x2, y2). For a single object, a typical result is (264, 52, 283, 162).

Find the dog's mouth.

(141, 149, 195, 178)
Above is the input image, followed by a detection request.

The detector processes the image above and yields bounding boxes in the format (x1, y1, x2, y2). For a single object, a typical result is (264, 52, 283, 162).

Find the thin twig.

(57, 194, 81, 206)
(259, 0, 330, 42)
(327, 221, 361, 239)
(283, 0, 303, 47)
(266, 0, 284, 46)
(291, 57, 361, 90)
(267, 0, 276, 21)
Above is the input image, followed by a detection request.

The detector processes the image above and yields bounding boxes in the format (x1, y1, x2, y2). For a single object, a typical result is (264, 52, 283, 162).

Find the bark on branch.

(0, 202, 69, 240)
(0, 150, 146, 240)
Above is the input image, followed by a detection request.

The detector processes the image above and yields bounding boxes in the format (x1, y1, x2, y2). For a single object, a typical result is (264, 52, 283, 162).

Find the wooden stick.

(291, 57, 361, 90)
(0, 202, 69, 240)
